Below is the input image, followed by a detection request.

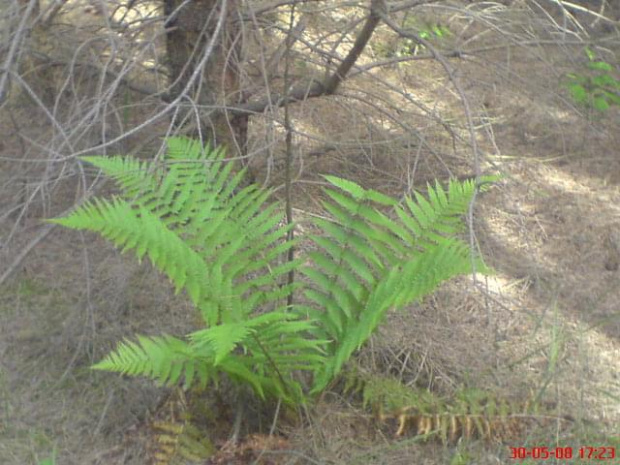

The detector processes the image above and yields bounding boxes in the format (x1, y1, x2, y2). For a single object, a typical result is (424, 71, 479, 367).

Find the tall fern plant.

(51, 137, 491, 403)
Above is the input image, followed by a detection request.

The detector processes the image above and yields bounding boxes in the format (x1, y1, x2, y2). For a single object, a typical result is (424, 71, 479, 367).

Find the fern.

(52, 137, 323, 403)
(301, 176, 492, 392)
(61, 139, 299, 326)
(92, 335, 201, 389)
(51, 137, 494, 406)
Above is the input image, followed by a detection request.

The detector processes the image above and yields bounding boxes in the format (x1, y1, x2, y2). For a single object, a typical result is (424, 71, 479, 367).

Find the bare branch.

(229, 0, 385, 116)
(0, 0, 39, 105)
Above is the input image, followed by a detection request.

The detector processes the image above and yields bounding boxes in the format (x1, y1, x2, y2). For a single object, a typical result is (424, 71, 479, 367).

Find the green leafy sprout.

(564, 47, 620, 112)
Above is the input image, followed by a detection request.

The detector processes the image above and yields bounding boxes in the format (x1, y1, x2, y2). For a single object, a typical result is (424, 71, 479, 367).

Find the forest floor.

(0, 5, 619, 465)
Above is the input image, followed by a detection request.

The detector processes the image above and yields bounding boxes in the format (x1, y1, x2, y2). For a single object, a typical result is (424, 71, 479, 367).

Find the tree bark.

(164, 0, 247, 155)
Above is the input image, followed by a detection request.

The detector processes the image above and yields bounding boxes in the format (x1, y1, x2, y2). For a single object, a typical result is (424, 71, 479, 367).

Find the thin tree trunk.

(164, 0, 247, 155)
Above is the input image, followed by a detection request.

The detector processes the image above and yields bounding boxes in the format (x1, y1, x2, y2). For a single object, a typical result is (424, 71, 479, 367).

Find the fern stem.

(250, 332, 296, 401)
(231, 389, 245, 444)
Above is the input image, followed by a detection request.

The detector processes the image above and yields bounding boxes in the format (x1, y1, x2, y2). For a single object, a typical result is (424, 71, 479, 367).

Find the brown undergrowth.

(0, 1, 619, 464)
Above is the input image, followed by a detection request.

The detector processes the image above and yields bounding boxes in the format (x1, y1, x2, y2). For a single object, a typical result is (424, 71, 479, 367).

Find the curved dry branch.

(230, 0, 386, 116)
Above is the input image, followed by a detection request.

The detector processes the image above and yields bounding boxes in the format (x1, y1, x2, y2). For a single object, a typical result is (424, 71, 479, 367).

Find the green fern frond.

(189, 322, 252, 366)
(93, 313, 326, 400)
(92, 335, 206, 389)
(53, 138, 296, 326)
(305, 176, 494, 392)
(50, 198, 210, 307)
(185, 312, 326, 400)
(396, 178, 487, 248)
(80, 155, 159, 199)
(53, 137, 320, 401)
(323, 175, 398, 207)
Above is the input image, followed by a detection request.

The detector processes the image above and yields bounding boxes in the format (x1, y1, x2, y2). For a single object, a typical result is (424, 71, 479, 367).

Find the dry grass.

(1, 1, 619, 464)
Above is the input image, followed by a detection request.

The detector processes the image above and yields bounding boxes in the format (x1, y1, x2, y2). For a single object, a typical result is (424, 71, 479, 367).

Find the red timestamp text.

(509, 446, 617, 460)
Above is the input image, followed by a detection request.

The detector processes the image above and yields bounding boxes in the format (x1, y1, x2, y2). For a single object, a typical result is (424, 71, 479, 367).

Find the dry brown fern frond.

(342, 369, 572, 444)
(147, 389, 214, 465)
(376, 404, 573, 444)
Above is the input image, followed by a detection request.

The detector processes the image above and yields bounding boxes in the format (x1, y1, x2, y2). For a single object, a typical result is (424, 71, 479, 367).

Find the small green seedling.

(564, 47, 620, 112)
